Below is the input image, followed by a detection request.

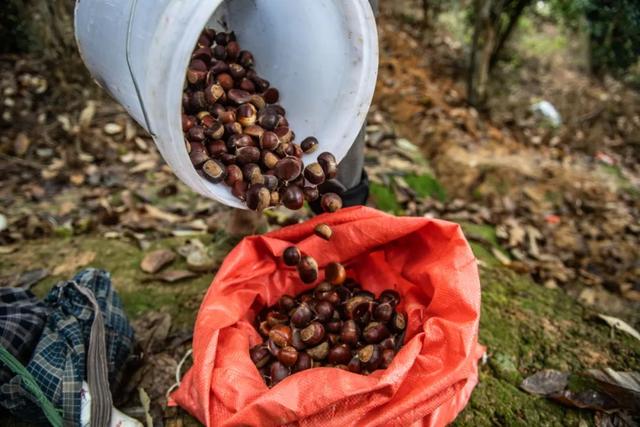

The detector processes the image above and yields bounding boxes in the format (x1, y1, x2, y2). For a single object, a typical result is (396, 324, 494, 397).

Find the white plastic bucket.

(75, 0, 379, 209)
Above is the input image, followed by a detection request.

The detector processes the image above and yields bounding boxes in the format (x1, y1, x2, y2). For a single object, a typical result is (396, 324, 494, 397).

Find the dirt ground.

(1, 1, 639, 426)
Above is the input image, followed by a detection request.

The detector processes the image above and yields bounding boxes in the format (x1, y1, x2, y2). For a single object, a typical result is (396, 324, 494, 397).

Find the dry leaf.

(53, 251, 96, 276)
(104, 123, 123, 135)
(130, 160, 157, 174)
(0, 214, 7, 232)
(597, 314, 640, 342)
(140, 250, 176, 274)
(131, 311, 172, 354)
(143, 205, 185, 224)
(154, 270, 197, 283)
(138, 388, 153, 427)
(521, 370, 569, 396)
(492, 247, 511, 265)
(78, 101, 96, 130)
(14, 133, 31, 157)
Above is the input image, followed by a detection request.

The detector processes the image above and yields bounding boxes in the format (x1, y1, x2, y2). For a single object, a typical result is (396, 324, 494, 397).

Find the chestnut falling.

(183, 29, 343, 213)
(251, 278, 407, 387)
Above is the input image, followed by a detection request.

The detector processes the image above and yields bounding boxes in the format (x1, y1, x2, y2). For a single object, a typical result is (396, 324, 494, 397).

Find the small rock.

(141, 250, 176, 274)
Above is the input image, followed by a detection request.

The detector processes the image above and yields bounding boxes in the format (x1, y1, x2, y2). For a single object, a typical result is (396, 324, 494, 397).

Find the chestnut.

(374, 302, 394, 323)
(266, 311, 289, 327)
(290, 329, 307, 351)
(379, 290, 401, 307)
(261, 150, 280, 170)
(224, 164, 243, 187)
(187, 125, 205, 142)
(283, 185, 305, 210)
(304, 163, 325, 185)
(236, 103, 257, 127)
(239, 78, 256, 93)
(277, 346, 299, 367)
(206, 139, 227, 157)
(347, 357, 362, 374)
(381, 348, 395, 369)
(327, 333, 341, 346)
(227, 89, 252, 105)
(263, 87, 280, 104)
(300, 137, 319, 154)
(246, 184, 270, 212)
(268, 324, 292, 348)
(266, 338, 280, 357)
(321, 193, 343, 213)
(321, 291, 341, 306)
(274, 156, 302, 182)
(231, 180, 247, 200)
(216, 72, 234, 91)
(277, 295, 296, 313)
(202, 159, 227, 183)
(249, 345, 271, 368)
(392, 312, 407, 332)
(380, 337, 396, 350)
(314, 301, 334, 322)
(226, 41, 240, 61)
(318, 152, 338, 179)
(258, 320, 271, 337)
(303, 186, 320, 202)
(300, 322, 325, 346)
(345, 297, 371, 321)
(325, 262, 346, 285)
(293, 352, 312, 372)
(270, 361, 290, 386)
(258, 111, 279, 130)
(182, 114, 197, 132)
(244, 124, 265, 140)
(242, 163, 262, 183)
(283, 246, 302, 267)
(236, 146, 261, 165)
(313, 223, 333, 241)
(260, 131, 280, 151)
(297, 255, 319, 283)
(274, 126, 293, 144)
(358, 344, 382, 371)
(228, 63, 246, 80)
(328, 344, 352, 365)
(340, 320, 359, 346)
(363, 322, 391, 344)
(306, 341, 329, 361)
(291, 303, 313, 328)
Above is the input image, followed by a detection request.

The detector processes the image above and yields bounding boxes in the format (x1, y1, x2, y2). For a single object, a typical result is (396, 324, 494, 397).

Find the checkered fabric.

(0, 269, 134, 426)
(0, 288, 51, 385)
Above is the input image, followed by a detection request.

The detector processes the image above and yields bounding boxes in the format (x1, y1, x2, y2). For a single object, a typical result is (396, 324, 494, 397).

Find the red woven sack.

(171, 206, 483, 426)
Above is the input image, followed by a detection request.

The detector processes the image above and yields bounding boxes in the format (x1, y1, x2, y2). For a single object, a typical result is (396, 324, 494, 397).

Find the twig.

(0, 152, 45, 170)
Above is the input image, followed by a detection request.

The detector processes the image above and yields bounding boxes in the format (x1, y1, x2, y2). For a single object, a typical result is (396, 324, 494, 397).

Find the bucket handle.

(126, 0, 156, 137)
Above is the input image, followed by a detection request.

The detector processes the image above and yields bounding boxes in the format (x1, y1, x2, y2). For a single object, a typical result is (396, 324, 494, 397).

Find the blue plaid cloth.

(0, 269, 134, 426)
(0, 288, 51, 385)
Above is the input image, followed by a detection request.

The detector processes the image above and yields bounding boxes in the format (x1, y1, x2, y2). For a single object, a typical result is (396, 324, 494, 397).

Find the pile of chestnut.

(182, 28, 343, 213)
(250, 269, 407, 387)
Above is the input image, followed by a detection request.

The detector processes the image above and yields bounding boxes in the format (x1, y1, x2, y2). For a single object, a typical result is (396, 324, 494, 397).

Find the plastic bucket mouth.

(75, 0, 378, 208)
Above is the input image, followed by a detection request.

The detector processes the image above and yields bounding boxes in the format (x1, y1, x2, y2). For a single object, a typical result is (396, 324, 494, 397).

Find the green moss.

(370, 182, 403, 214)
(0, 236, 217, 328)
(454, 266, 640, 426)
(404, 173, 447, 202)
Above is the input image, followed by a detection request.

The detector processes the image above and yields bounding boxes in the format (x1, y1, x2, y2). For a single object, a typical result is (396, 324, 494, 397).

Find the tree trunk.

(468, 0, 497, 108)
(490, 0, 531, 69)
(3, 0, 76, 59)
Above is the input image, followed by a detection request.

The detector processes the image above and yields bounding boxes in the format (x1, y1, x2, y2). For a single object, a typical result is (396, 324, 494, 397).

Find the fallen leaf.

(492, 247, 511, 265)
(598, 314, 640, 342)
(130, 160, 157, 174)
(140, 250, 176, 274)
(104, 123, 123, 135)
(14, 133, 31, 157)
(0, 214, 7, 232)
(53, 251, 96, 276)
(78, 101, 96, 130)
(154, 270, 197, 283)
(11, 269, 49, 289)
(520, 369, 569, 396)
(138, 388, 153, 427)
(0, 246, 17, 255)
(186, 250, 215, 273)
(143, 205, 185, 224)
(131, 311, 172, 354)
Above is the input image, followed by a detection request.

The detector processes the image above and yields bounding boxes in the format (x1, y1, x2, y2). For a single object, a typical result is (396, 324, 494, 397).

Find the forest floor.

(1, 2, 639, 426)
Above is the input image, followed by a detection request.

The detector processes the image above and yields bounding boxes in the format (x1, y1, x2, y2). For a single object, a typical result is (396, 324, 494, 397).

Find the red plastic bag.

(171, 206, 483, 426)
